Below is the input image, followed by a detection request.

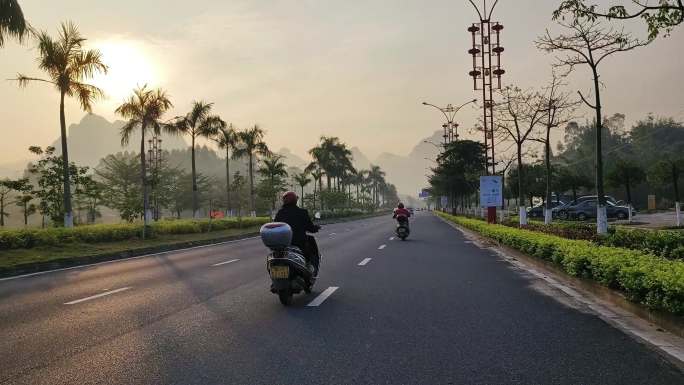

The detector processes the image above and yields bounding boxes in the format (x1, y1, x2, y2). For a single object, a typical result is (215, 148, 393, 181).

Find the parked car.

(527, 201, 566, 218)
(564, 200, 632, 221)
(553, 195, 618, 220)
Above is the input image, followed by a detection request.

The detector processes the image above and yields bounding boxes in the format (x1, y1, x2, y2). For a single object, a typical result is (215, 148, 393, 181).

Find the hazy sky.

(2, 0, 684, 166)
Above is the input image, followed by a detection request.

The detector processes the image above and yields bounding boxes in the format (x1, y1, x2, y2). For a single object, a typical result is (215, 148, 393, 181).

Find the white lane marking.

(378, 244, 386, 250)
(358, 258, 372, 266)
(212, 259, 240, 267)
(64, 287, 132, 305)
(389, 237, 395, 241)
(0, 236, 260, 282)
(330, 232, 337, 236)
(307, 286, 339, 307)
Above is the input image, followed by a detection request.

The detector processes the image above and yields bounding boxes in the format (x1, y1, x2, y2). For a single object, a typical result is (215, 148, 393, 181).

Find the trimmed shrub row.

(438, 212, 684, 315)
(501, 219, 684, 260)
(0, 217, 270, 250)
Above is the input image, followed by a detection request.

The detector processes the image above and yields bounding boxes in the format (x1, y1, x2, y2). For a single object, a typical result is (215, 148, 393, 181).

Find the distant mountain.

(50, 113, 188, 169)
(350, 147, 372, 171)
(276, 148, 309, 170)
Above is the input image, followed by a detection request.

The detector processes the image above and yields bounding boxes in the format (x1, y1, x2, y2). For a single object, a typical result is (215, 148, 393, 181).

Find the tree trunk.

(225, 149, 231, 216)
(24, 202, 28, 226)
(673, 163, 680, 203)
(0, 196, 4, 226)
(248, 153, 255, 216)
(140, 125, 149, 239)
(516, 143, 527, 225)
(544, 126, 553, 224)
(191, 135, 199, 218)
(625, 175, 632, 205)
(592, 66, 608, 234)
(59, 92, 73, 228)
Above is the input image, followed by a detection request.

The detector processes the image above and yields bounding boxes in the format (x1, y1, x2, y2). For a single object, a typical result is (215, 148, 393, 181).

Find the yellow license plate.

(270, 266, 289, 279)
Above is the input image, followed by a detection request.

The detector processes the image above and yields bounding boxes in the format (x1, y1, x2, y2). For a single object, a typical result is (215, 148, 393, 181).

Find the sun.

(89, 39, 159, 103)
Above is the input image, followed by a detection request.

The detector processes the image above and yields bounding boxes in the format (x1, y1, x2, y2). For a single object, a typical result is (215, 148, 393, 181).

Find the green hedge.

(501, 219, 684, 260)
(438, 212, 684, 315)
(0, 217, 270, 250)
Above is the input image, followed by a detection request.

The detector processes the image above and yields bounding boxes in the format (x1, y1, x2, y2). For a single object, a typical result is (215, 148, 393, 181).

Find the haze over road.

(1, 213, 681, 384)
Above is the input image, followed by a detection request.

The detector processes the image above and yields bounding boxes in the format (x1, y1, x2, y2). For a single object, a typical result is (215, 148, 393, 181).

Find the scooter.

(260, 215, 321, 306)
(396, 216, 410, 241)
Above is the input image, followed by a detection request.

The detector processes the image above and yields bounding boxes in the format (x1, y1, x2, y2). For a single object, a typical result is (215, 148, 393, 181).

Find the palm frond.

(119, 119, 140, 146)
(0, 0, 27, 47)
(72, 81, 105, 112)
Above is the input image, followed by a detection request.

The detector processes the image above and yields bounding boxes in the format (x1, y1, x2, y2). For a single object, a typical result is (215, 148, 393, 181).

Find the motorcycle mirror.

(314, 212, 321, 220)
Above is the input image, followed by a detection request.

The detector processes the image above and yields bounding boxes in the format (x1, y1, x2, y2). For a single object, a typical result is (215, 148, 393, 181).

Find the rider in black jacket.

(274, 191, 320, 274)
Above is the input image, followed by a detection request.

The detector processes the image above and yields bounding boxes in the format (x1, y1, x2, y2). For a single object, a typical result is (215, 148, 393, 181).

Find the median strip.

(307, 286, 339, 307)
(64, 287, 132, 305)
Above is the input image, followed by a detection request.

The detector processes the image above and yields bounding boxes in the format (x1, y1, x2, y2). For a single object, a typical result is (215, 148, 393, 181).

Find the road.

(0, 212, 682, 385)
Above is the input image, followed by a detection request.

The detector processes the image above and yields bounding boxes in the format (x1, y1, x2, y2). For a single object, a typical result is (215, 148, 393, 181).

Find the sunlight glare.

(90, 39, 159, 103)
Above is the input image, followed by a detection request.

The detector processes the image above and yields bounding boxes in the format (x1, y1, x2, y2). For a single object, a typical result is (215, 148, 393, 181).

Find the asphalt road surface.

(1, 212, 682, 385)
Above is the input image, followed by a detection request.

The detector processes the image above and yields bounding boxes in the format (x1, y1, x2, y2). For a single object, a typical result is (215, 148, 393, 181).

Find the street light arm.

(422, 101, 451, 123)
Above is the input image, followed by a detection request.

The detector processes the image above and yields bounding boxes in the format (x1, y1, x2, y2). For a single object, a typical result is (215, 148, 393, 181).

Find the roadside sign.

(440, 196, 448, 208)
(419, 189, 431, 199)
(480, 176, 502, 207)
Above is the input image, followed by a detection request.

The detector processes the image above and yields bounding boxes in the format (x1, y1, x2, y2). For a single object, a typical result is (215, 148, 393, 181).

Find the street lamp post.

(422, 100, 478, 146)
(468, 0, 505, 224)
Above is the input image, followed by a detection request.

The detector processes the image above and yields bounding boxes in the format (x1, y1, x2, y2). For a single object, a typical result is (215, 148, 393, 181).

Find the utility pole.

(468, 0, 505, 175)
(147, 135, 163, 221)
(468, 0, 505, 223)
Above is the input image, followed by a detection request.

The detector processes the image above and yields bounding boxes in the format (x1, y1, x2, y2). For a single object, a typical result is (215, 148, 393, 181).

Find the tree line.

(428, 0, 684, 233)
(0, 7, 399, 229)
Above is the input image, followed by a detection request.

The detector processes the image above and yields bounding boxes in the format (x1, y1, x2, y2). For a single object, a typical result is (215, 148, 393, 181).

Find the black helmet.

(398, 202, 405, 209)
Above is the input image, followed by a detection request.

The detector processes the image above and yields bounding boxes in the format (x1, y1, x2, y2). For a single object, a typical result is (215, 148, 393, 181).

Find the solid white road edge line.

(212, 259, 240, 267)
(378, 244, 386, 250)
(358, 258, 372, 266)
(307, 286, 339, 307)
(64, 287, 132, 305)
(0, 236, 260, 282)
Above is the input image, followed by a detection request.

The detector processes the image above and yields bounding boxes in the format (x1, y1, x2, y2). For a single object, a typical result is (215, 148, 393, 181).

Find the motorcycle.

(260, 213, 321, 306)
(396, 216, 410, 241)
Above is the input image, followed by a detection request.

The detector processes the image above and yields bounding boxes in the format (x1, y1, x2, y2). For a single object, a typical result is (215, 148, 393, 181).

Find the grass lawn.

(0, 226, 262, 271)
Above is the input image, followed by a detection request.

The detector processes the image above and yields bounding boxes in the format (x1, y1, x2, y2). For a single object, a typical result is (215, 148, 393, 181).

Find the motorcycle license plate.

(270, 266, 289, 279)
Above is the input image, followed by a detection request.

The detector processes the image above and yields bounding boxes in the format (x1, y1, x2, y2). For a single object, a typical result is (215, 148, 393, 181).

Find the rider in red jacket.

(393, 203, 411, 223)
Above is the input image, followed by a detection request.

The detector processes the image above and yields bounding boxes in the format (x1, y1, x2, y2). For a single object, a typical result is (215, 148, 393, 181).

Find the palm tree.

(368, 165, 386, 208)
(213, 123, 238, 216)
(293, 172, 311, 208)
(258, 155, 288, 210)
(0, 0, 27, 47)
(233, 125, 270, 215)
(171, 101, 226, 218)
(14, 22, 107, 227)
(115, 85, 172, 237)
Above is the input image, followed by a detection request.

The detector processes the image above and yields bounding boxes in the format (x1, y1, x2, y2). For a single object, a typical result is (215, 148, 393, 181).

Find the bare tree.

(536, 18, 647, 234)
(554, 0, 683, 39)
(533, 71, 580, 224)
(494, 86, 546, 225)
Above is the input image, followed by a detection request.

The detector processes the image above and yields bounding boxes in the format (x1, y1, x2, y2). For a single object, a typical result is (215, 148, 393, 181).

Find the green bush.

(0, 217, 270, 251)
(437, 212, 684, 315)
(502, 219, 684, 260)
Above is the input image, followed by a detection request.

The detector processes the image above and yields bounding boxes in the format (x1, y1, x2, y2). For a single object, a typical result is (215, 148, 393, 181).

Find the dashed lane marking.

(378, 244, 386, 250)
(307, 287, 339, 307)
(64, 287, 132, 305)
(212, 259, 240, 267)
(358, 258, 372, 266)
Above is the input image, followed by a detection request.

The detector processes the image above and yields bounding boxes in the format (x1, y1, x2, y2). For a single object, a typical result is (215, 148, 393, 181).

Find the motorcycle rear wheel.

(278, 290, 293, 306)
